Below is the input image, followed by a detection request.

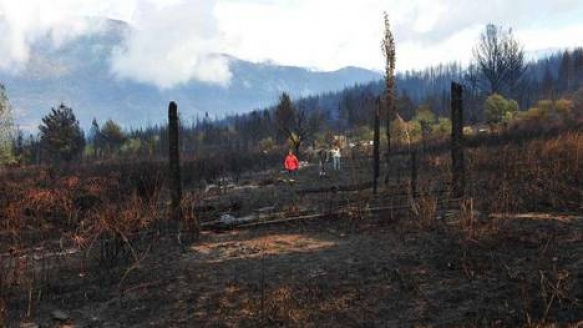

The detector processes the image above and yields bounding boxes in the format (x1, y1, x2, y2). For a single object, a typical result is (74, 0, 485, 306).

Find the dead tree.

(382, 12, 396, 183)
(168, 101, 182, 221)
(451, 82, 465, 198)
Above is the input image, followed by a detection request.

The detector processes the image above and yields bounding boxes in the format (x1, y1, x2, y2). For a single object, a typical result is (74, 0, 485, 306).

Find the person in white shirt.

(331, 146, 341, 170)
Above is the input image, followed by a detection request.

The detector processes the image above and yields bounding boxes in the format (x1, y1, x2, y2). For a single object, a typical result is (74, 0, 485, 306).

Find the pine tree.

(39, 103, 85, 163)
(101, 119, 126, 156)
(558, 50, 573, 93)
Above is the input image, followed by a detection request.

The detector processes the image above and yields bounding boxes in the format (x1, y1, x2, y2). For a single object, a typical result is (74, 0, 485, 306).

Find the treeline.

(288, 47, 583, 127)
(5, 45, 583, 167)
(220, 46, 583, 148)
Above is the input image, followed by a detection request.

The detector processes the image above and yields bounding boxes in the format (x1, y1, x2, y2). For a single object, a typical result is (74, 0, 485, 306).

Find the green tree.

(275, 93, 295, 142)
(39, 103, 85, 163)
(519, 98, 574, 125)
(484, 94, 519, 127)
(558, 50, 573, 93)
(433, 117, 453, 135)
(389, 114, 411, 145)
(100, 119, 126, 156)
(274, 92, 321, 153)
(0, 84, 15, 166)
(555, 98, 574, 118)
(412, 105, 435, 150)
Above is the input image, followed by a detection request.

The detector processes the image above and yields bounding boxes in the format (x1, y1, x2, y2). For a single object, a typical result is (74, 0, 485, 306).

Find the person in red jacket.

(284, 149, 300, 176)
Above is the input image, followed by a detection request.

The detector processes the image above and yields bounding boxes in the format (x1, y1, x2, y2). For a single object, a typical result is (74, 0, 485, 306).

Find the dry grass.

(1, 129, 583, 326)
(191, 234, 336, 263)
(469, 131, 583, 213)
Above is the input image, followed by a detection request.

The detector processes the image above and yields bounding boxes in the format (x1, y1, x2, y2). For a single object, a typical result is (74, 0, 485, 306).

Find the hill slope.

(0, 19, 382, 131)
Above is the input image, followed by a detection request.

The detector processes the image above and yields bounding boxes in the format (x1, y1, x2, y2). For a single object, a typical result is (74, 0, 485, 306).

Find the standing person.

(284, 149, 299, 176)
(331, 146, 341, 170)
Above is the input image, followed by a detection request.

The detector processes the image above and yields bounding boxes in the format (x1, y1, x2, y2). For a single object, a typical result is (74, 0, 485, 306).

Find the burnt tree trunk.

(168, 101, 182, 221)
(451, 82, 465, 198)
(383, 12, 396, 185)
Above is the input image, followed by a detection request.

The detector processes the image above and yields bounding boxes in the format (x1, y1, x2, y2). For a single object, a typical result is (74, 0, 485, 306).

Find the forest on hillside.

(4, 48, 583, 168)
(0, 24, 582, 168)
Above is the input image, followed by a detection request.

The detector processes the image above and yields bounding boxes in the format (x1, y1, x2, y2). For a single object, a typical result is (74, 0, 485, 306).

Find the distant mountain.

(0, 19, 382, 132)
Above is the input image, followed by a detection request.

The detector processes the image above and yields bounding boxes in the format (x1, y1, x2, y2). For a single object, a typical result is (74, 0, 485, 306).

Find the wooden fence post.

(451, 82, 465, 198)
(168, 101, 182, 221)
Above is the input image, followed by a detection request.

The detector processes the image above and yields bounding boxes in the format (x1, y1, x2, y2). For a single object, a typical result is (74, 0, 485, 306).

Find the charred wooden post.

(168, 101, 182, 221)
(451, 82, 465, 198)
(373, 97, 381, 195)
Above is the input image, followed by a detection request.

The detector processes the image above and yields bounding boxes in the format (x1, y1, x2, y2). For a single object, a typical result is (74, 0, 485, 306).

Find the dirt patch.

(5, 213, 583, 327)
(191, 233, 336, 263)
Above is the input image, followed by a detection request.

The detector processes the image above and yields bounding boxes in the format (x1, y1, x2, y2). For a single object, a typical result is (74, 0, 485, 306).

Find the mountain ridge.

(0, 19, 382, 132)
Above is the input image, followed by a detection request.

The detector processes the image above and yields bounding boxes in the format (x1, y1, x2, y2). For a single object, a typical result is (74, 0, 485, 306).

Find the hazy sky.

(1, 0, 583, 88)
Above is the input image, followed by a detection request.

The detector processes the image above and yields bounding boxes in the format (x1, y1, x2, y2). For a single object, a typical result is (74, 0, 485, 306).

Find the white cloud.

(0, 0, 232, 88)
(0, 0, 111, 70)
(519, 24, 583, 53)
(397, 25, 483, 72)
(215, 0, 390, 71)
(215, 0, 583, 73)
(110, 0, 231, 88)
(1, 0, 583, 86)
